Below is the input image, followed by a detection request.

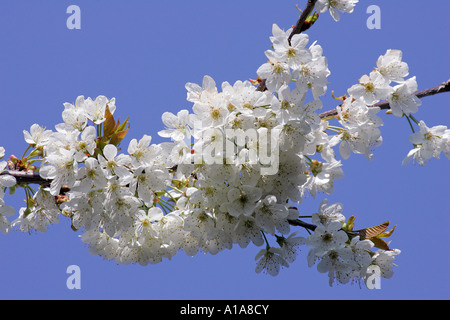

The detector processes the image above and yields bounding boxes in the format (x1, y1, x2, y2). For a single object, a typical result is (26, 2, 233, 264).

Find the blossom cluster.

(1, 25, 399, 287)
(1, 2, 447, 288)
(305, 199, 400, 286)
(402, 120, 450, 166)
(0, 147, 16, 234)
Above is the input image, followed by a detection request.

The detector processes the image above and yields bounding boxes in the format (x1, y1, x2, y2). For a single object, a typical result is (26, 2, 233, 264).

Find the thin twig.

(318, 79, 450, 119)
(0, 170, 50, 186)
(2, 80, 449, 186)
(288, 0, 318, 45)
(288, 219, 317, 232)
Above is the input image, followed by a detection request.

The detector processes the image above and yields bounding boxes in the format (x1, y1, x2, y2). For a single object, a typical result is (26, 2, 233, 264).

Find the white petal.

(103, 144, 117, 161)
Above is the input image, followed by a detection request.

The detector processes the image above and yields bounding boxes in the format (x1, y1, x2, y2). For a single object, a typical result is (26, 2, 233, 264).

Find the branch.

(2, 80, 448, 187)
(288, 0, 318, 44)
(0, 170, 50, 186)
(288, 219, 317, 232)
(318, 79, 450, 119)
(256, 0, 318, 92)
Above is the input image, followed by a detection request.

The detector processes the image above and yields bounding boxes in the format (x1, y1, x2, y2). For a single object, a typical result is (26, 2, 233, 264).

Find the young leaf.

(103, 105, 116, 138)
(109, 127, 129, 146)
(377, 225, 397, 238)
(343, 215, 356, 231)
(370, 237, 391, 250)
(357, 221, 390, 240)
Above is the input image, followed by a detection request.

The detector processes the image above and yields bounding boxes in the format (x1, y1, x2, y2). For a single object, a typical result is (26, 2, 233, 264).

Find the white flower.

(387, 76, 422, 117)
(312, 199, 345, 226)
(306, 220, 348, 257)
(127, 135, 161, 168)
(402, 121, 450, 165)
(336, 97, 383, 129)
(74, 157, 107, 191)
(74, 126, 97, 162)
(0, 202, 15, 234)
(39, 148, 77, 195)
(0, 161, 16, 188)
(233, 215, 264, 248)
(272, 84, 307, 124)
(257, 50, 292, 92)
(262, 152, 307, 203)
(316, 246, 353, 286)
(46, 126, 79, 152)
(293, 43, 330, 99)
(129, 165, 170, 206)
(61, 96, 89, 131)
(158, 110, 193, 141)
(65, 188, 105, 231)
(349, 236, 374, 271)
(316, 0, 359, 22)
(255, 247, 289, 276)
(84, 95, 117, 124)
(102, 182, 141, 236)
(305, 159, 344, 197)
(97, 144, 132, 182)
(270, 24, 312, 68)
(192, 96, 229, 128)
(226, 81, 271, 117)
(348, 71, 392, 105)
(278, 120, 309, 154)
(329, 125, 382, 161)
(278, 232, 306, 263)
(376, 49, 409, 82)
(183, 209, 218, 242)
(80, 230, 120, 260)
(185, 75, 218, 104)
(225, 185, 262, 218)
(11, 188, 60, 233)
(254, 195, 289, 235)
(23, 124, 52, 147)
(370, 249, 401, 279)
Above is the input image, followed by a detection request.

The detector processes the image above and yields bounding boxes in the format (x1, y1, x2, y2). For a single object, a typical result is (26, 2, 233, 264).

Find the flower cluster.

(1, 3, 446, 288)
(343, 49, 450, 166)
(0, 147, 16, 234)
(402, 121, 450, 166)
(2, 21, 400, 286)
(305, 199, 400, 286)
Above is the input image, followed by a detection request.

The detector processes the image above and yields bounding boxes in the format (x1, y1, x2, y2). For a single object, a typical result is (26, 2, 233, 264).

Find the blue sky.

(0, 0, 449, 300)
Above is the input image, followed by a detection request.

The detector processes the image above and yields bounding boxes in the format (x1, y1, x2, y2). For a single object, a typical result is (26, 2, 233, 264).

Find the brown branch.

(288, 0, 318, 44)
(1, 81, 448, 187)
(288, 219, 317, 232)
(0, 170, 50, 186)
(318, 79, 450, 119)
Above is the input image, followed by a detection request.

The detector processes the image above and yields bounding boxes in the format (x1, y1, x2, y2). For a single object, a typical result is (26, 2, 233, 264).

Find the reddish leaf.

(103, 105, 116, 138)
(358, 221, 390, 240)
(370, 237, 390, 250)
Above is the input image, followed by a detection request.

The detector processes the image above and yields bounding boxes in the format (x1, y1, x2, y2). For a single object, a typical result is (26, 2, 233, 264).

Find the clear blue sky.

(0, 0, 449, 300)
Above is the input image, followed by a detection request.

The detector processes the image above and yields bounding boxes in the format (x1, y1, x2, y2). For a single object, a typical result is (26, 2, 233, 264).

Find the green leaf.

(377, 225, 396, 238)
(115, 116, 130, 133)
(8, 186, 16, 195)
(343, 215, 356, 231)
